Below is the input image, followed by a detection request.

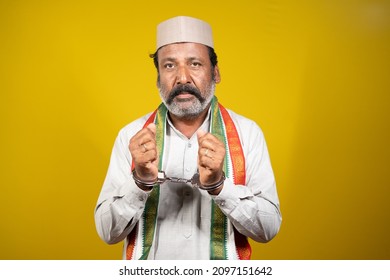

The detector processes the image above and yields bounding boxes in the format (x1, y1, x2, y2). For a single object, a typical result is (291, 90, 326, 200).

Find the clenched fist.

(129, 123, 158, 182)
(197, 129, 226, 193)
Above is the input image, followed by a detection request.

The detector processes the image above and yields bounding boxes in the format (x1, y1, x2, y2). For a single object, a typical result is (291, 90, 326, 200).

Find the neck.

(169, 106, 210, 138)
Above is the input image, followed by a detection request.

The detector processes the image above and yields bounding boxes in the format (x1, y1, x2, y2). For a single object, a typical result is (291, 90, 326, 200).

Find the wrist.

(132, 170, 156, 191)
(194, 171, 226, 192)
(207, 183, 224, 195)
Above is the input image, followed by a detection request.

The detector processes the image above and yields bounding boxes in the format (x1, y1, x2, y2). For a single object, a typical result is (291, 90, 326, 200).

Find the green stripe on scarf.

(139, 103, 167, 259)
(209, 97, 229, 259)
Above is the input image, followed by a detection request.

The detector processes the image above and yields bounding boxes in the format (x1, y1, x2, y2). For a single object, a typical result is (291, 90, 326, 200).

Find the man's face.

(157, 42, 220, 119)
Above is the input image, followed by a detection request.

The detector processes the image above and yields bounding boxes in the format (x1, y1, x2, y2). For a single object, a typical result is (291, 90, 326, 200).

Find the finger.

(198, 133, 225, 150)
(146, 123, 156, 135)
(197, 129, 207, 140)
(141, 143, 148, 153)
(137, 149, 158, 166)
(139, 140, 157, 153)
(198, 164, 224, 186)
(137, 127, 156, 145)
(133, 145, 159, 181)
(198, 155, 214, 169)
(130, 138, 154, 155)
(198, 139, 216, 152)
(200, 147, 215, 159)
(129, 128, 156, 150)
(198, 143, 226, 172)
(199, 152, 225, 168)
(199, 140, 225, 157)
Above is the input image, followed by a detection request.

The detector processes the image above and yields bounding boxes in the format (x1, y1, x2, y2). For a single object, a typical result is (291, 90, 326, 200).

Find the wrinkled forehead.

(157, 42, 210, 62)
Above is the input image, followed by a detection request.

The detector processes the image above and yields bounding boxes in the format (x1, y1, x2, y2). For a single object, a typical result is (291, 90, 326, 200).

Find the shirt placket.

(181, 139, 198, 239)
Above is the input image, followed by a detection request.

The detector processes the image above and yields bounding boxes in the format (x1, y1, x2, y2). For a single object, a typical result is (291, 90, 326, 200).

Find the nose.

(176, 65, 191, 85)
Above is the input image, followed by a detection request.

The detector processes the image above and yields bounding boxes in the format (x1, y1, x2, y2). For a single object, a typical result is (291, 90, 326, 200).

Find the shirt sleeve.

(212, 119, 282, 243)
(94, 122, 151, 245)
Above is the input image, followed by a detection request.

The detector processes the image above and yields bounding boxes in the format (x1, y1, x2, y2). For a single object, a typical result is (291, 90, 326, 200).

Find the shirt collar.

(166, 107, 211, 140)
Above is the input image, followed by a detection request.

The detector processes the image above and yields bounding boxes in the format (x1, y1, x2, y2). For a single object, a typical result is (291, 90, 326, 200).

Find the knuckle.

(129, 137, 136, 147)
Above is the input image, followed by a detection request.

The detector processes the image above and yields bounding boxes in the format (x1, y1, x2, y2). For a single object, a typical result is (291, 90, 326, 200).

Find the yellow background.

(1, 0, 389, 259)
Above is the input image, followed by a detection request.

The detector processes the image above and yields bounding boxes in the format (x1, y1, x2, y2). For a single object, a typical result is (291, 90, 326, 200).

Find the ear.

(213, 65, 221, 84)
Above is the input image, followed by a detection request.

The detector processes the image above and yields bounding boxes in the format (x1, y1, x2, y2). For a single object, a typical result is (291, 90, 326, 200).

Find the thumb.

(146, 123, 156, 135)
(197, 128, 207, 140)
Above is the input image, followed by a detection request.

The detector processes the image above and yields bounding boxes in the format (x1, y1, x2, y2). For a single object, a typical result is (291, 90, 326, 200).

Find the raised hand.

(129, 123, 158, 182)
(197, 129, 226, 189)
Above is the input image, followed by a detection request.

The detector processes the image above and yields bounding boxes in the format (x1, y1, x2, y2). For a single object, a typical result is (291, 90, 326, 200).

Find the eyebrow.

(160, 57, 176, 62)
(160, 56, 203, 63)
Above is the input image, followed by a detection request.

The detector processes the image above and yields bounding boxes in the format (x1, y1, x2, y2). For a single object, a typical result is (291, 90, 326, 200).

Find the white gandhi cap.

(156, 16, 214, 50)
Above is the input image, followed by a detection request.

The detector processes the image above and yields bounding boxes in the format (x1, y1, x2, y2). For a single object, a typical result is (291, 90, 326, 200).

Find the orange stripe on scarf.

(219, 103, 252, 260)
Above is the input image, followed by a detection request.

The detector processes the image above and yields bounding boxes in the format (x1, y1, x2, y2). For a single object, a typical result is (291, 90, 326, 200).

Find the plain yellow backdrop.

(1, 0, 389, 259)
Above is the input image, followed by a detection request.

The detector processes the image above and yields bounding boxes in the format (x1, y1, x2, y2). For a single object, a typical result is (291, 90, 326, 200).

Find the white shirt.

(95, 108, 282, 259)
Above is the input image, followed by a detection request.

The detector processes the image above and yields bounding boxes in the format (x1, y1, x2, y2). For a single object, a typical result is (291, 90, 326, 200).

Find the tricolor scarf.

(126, 96, 251, 260)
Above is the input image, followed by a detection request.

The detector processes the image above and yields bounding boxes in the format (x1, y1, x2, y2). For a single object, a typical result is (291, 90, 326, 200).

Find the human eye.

(191, 61, 202, 68)
(163, 62, 175, 69)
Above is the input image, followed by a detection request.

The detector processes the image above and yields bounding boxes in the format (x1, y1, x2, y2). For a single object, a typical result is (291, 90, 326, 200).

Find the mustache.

(166, 84, 205, 104)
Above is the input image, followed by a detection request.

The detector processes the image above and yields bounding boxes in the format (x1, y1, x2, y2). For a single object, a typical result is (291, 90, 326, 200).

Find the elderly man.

(95, 16, 281, 260)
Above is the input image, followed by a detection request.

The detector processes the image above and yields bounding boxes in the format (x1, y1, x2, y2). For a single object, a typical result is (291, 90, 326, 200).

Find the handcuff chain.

(157, 170, 225, 191)
(165, 176, 192, 184)
(134, 170, 225, 192)
(156, 171, 192, 184)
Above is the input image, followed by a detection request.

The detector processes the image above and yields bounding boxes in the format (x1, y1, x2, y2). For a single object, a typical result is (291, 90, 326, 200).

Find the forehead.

(157, 42, 209, 61)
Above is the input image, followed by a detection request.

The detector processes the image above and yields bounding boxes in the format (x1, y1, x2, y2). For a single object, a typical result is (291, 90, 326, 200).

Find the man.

(95, 16, 281, 260)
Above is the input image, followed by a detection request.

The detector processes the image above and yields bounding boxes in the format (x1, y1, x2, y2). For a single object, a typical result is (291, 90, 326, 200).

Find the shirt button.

(220, 201, 225, 206)
(138, 196, 144, 201)
(185, 167, 190, 172)
(188, 143, 192, 148)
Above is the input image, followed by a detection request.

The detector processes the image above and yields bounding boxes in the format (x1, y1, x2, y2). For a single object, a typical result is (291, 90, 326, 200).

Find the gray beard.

(158, 82, 215, 120)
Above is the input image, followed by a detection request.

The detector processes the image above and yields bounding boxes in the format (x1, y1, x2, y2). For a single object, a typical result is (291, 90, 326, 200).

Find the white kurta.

(95, 107, 282, 259)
